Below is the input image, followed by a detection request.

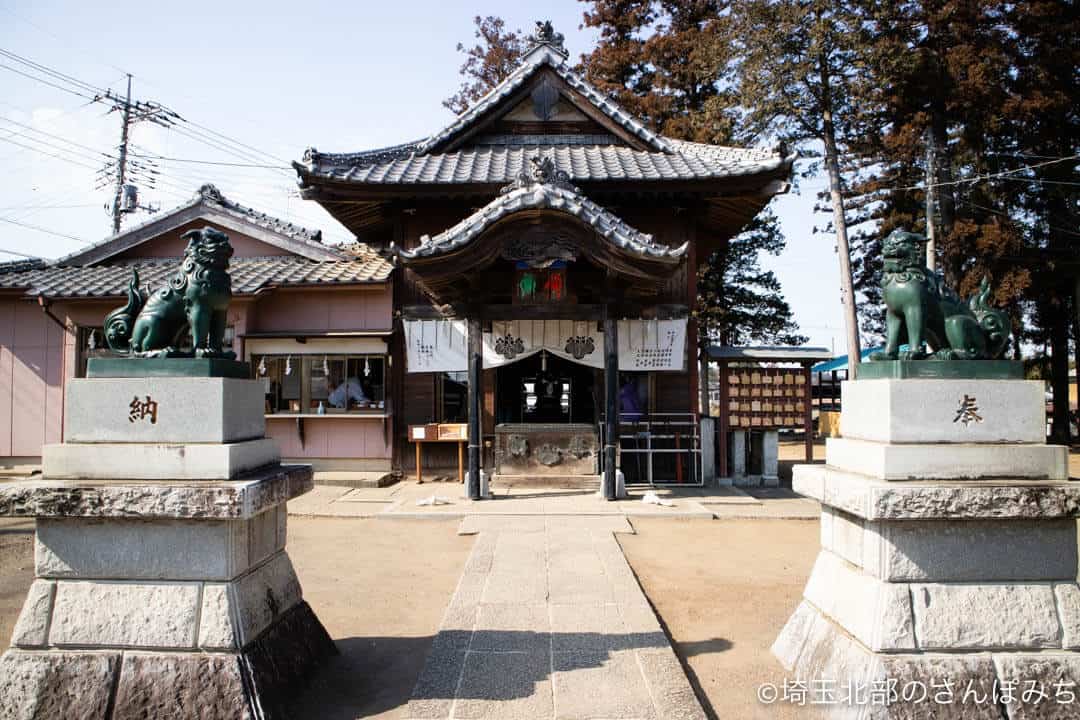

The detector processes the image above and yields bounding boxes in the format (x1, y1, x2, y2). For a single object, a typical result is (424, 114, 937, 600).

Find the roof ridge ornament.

(500, 156, 579, 194)
(198, 183, 224, 203)
(525, 20, 568, 59)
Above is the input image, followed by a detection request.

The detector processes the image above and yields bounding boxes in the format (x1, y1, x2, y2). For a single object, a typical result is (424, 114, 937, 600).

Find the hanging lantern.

(322, 356, 329, 375)
(87, 330, 96, 351)
(285, 356, 292, 376)
(364, 357, 371, 376)
(257, 357, 267, 376)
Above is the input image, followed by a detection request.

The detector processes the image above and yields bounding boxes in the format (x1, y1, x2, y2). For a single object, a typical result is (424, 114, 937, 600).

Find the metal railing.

(600, 412, 702, 487)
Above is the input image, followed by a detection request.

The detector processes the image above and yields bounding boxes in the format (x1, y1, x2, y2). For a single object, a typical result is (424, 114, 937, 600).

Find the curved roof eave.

(397, 182, 686, 264)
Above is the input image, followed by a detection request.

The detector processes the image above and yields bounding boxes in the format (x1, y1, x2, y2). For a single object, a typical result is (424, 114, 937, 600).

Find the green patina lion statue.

(104, 226, 236, 358)
(870, 229, 1010, 361)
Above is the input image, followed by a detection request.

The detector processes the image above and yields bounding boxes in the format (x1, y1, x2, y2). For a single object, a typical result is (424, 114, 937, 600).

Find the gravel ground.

(619, 517, 820, 719)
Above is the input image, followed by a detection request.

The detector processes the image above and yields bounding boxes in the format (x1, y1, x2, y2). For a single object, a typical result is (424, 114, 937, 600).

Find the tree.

(729, 0, 869, 364)
(1001, 0, 1080, 441)
(697, 209, 809, 345)
(581, 0, 805, 347)
(443, 16, 526, 115)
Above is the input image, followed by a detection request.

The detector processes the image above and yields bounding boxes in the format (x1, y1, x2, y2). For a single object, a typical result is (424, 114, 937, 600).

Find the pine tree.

(727, 0, 870, 362)
(581, 0, 805, 347)
(1001, 0, 1080, 441)
(697, 209, 808, 345)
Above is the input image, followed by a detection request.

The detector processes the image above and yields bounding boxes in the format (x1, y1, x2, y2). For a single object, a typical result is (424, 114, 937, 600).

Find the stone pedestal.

(775, 375, 1080, 718)
(0, 374, 334, 720)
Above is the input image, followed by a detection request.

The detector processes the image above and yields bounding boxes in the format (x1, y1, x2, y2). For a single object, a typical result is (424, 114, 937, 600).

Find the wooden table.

(409, 423, 468, 483)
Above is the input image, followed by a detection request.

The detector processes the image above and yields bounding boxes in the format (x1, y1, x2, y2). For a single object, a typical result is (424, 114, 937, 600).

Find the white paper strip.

(404, 319, 468, 373)
(618, 318, 686, 371)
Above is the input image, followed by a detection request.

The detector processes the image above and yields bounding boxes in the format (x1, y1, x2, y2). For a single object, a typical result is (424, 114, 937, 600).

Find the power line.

(896, 154, 1080, 192)
(0, 136, 103, 171)
(0, 48, 109, 96)
(132, 154, 290, 170)
(0, 247, 44, 260)
(0, 61, 99, 101)
(0, 115, 112, 158)
(0, 217, 89, 244)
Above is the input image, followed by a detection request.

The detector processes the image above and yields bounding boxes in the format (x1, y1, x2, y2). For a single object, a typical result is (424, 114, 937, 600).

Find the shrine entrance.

(495, 352, 596, 425)
(397, 167, 691, 499)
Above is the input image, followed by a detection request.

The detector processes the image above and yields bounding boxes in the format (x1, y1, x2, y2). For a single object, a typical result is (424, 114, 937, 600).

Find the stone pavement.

(405, 515, 706, 720)
(286, 480, 820, 520)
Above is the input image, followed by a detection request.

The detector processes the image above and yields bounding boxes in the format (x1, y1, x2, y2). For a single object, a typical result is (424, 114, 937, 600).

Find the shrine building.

(294, 25, 794, 495)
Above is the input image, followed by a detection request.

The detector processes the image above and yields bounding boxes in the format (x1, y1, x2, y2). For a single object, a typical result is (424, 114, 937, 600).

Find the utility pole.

(95, 77, 181, 234)
(925, 129, 937, 272)
(111, 75, 133, 235)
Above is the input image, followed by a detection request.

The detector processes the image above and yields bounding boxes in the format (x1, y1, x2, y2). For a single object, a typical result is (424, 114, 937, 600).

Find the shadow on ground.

(289, 629, 732, 719)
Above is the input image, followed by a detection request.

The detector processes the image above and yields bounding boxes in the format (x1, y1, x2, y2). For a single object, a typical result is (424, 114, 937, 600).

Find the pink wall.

(250, 288, 392, 332)
(0, 298, 67, 458)
(265, 417, 391, 459)
(0, 242, 392, 464)
(110, 220, 294, 260)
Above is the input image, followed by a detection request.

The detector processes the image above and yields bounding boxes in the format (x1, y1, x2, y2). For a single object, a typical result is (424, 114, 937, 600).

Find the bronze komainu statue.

(870, 229, 1010, 361)
(104, 226, 236, 358)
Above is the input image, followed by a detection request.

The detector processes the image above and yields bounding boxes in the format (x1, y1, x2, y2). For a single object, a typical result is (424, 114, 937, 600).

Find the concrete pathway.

(404, 516, 707, 720)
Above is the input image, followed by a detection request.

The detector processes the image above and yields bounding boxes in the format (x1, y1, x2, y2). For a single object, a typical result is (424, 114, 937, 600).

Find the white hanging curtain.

(405, 318, 686, 373)
(403, 319, 468, 373)
(617, 318, 686, 371)
(483, 320, 604, 369)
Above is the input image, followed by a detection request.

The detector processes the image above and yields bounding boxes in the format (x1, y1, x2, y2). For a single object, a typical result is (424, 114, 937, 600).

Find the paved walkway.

(405, 516, 706, 720)
(286, 480, 820, 520)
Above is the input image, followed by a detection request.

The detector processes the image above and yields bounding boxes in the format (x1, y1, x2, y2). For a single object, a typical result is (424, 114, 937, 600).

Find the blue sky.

(0, 0, 845, 350)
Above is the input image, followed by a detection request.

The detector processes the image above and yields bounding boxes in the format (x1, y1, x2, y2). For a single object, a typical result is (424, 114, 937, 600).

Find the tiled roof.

(303, 141, 789, 186)
(400, 180, 685, 263)
(0, 252, 392, 299)
(55, 184, 340, 266)
(416, 44, 672, 155)
(296, 42, 792, 189)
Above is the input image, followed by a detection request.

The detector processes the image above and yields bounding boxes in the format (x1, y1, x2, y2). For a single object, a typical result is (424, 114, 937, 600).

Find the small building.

(0, 184, 393, 473)
(294, 26, 795, 490)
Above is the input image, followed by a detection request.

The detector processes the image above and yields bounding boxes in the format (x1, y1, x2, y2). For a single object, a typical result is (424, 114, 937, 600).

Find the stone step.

(825, 436, 1068, 480)
(492, 474, 600, 489)
(41, 438, 280, 481)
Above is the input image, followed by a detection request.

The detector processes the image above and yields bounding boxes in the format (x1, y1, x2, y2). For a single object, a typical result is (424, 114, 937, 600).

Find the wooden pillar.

(698, 353, 710, 417)
(467, 317, 483, 500)
(718, 361, 729, 478)
(803, 362, 814, 463)
(603, 314, 618, 501)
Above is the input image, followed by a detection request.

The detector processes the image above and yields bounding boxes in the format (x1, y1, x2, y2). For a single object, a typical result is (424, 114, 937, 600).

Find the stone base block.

(793, 464, 1080, 521)
(773, 601, 1080, 719)
(41, 438, 280, 480)
(840, 378, 1046, 444)
(0, 601, 335, 720)
(11, 550, 304, 652)
(34, 504, 286, 580)
(824, 437, 1067, 480)
(64, 377, 265, 444)
(801, 550, 1077, 652)
(0, 463, 312, 520)
(819, 505, 1078, 582)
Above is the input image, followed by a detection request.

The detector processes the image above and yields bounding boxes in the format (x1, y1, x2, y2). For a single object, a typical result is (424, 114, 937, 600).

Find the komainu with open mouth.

(870, 229, 1010, 361)
(104, 226, 236, 358)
